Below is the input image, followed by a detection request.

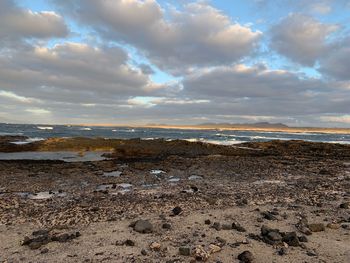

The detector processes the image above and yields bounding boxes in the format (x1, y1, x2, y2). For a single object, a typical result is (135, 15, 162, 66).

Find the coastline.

(73, 123, 350, 135)
(0, 137, 349, 262)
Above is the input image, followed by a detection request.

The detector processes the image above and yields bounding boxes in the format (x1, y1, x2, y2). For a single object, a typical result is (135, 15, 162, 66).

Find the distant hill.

(198, 122, 289, 129)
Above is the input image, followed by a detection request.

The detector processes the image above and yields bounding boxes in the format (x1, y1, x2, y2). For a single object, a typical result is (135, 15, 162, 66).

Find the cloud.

(0, 42, 164, 104)
(270, 14, 338, 66)
(0, 0, 68, 46)
(320, 39, 350, 80)
(180, 64, 350, 119)
(52, 0, 261, 73)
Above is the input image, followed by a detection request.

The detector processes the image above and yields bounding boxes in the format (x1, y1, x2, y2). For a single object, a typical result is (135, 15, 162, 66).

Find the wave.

(0, 132, 24, 136)
(185, 138, 243, 145)
(80, 127, 92, 131)
(37, 126, 53, 130)
(11, 137, 44, 145)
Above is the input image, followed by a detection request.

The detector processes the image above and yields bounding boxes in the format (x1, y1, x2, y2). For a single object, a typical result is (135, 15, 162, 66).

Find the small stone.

(282, 232, 299, 247)
(208, 244, 221, 254)
(339, 202, 349, 209)
(306, 250, 318, 257)
(261, 211, 277, 220)
(216, 237, 227, 246)
(141, 249, 148, 256)
(179, 247, 191, 256)
(298, 235, 308, 243)
(327, 223, 340, 229)
(150, 242, 161, 251)
(308, 223, 325, 232)
(232, 222, 246, 232)
(162, 223, 171, 230)
(172, 206, 183, 216)
(133, 220, 153, 234)
(212, 222, 221, 231)
(238, 250, 254, 262)
(204, 219, 211, 225)
(267, 231, 282, 242)
(125, 240, 135, 246)
(40, 248, 49, 254)
(278, 247, 288, 256)
(29, 242, 42, 250)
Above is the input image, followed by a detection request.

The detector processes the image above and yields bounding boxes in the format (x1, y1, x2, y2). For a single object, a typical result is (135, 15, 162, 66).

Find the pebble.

(179, 247, 191, 256)
(172, 206, 183, 216)
(149, 242, 161, 251)
(132, 219, 153, 234)
(238, 250, 254, 262)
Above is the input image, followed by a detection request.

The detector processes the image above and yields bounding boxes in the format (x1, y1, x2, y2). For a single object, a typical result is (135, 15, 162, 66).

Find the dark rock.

(278, 247, 288, 256)
(190, 186, 199, 192)
(306, 250, 318, 257)
(172, 206, 183, 216)
(204, 219, 211, 225)
(339, 202, 349, 209)
(125, 239, 135, 246)
(216, 237, 227, 246)
(267, 231, 282, 242)
(179, 247, 191, 256)
(212, 222, 221, 231)
(133, 220, 153, 234)
(162, 223, 172, 230)
(141, 249, 148, 256)
(40, 248, 49, 254)
(238, 250, 254, 262)
(261, 211, 277, 220)
(282, 232, 300, 247)
(232, 222, 246, 232)
(298, 235, 308, 243)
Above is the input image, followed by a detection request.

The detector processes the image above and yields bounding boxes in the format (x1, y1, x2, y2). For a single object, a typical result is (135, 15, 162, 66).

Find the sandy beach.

(0, 136, 349, 262)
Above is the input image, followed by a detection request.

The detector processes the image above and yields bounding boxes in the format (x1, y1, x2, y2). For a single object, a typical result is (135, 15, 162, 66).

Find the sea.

(1, 123, 350, 145)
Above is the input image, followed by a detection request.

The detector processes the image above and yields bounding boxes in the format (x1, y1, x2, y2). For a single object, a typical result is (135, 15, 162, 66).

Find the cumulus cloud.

(0, 0, 68, 46)
(52, 0, 261, 73)
(181, 64, 350, 119)
(0, 42, 164, 104)
(320, 39, 350, 80)
(270, 14, 338, 66)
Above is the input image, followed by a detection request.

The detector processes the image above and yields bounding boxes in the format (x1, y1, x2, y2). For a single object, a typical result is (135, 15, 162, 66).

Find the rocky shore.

(0, 136, 349, 262)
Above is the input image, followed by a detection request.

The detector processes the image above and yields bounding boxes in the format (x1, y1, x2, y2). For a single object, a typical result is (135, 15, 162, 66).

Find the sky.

(0, 0, 350, 127)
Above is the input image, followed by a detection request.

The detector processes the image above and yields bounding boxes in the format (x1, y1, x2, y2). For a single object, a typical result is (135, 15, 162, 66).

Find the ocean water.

(0, 123, 350, 145)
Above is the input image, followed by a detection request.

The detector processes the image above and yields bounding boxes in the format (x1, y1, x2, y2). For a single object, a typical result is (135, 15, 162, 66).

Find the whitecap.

(37, 126, 53, 130)
(10, 137, 44, 145)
